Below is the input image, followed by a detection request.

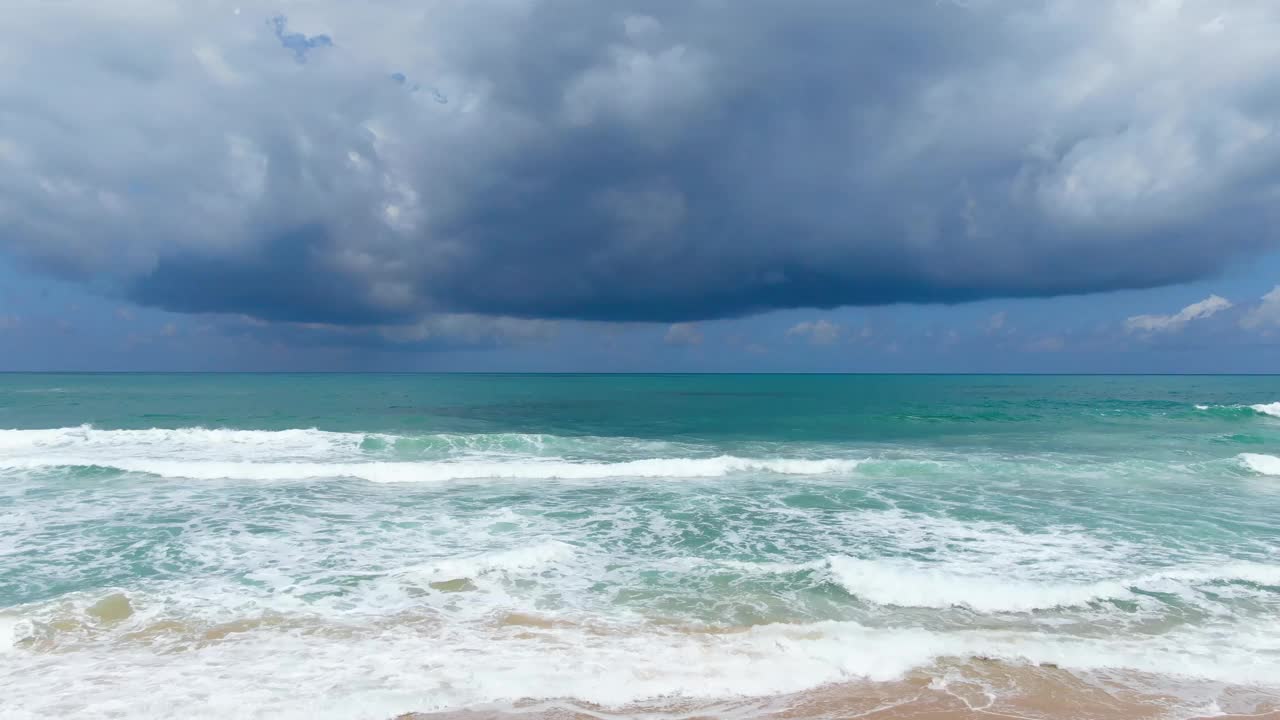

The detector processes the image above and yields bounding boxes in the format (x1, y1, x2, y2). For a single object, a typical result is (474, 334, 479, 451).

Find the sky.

(4, 0, 1280, 372)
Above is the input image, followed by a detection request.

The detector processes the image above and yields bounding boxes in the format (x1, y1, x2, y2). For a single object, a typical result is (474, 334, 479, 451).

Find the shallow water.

(2, 374, 1279, 719)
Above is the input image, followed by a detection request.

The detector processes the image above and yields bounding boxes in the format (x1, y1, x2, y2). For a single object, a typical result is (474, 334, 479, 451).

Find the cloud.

(379, 314, 558, 346)
(984, 311, 1007, 334)
(664, 322, 702, 346)
(270, 15, 334, 63)
(223, 313, 558, 351)
(1240, 286, 1280, 330)
(1125, 294, 1233, 334)
(787, 319, 842, 345)
(4, 1, 1280, 332)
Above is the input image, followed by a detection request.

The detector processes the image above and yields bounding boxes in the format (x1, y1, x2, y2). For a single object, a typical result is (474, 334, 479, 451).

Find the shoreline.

(394, 661, 1280, 720)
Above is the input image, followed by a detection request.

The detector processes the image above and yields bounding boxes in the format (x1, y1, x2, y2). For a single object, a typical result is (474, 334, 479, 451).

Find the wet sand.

(397, 660, 1280, 720)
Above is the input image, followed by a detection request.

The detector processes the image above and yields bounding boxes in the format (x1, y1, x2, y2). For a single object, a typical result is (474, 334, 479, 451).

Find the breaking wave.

(0, 426, 858, 482)
(826, 557, 1280, 612)
(1240, 453, 1280, 476)
(1251, 402, 1280, 418)
(0, 454, 860, 483)
(1194, 401, 1280, 419)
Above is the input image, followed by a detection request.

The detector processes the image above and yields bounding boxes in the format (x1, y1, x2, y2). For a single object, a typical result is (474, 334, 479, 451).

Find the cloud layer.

(4, 1, 1280, 330)
(1125, 294, 1233, 334)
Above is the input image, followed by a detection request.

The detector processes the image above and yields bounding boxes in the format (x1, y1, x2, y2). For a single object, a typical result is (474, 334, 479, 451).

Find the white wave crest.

(1239, 453, 1280, 476)
(827, 557, 1280, 612)
(1151, 563, 1280, 588)
(1250, 402, 1280, 417)
(827, 557, 1131, 612)
(0, 425, 374, 459)
(0, 455, 861, 482)
(0, 426, 703, 457)
(1192, 402, 1280, 417)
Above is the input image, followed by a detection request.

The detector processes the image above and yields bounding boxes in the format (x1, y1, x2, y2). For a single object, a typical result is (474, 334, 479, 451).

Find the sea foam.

(826, 557, 1131, 612)
(1191, 402, 1280, 418)
(826, 557, 1280, 613)
(1240, 453, 1280, 476)
(3, 613, 1279, 720)
(0, 425, 861, 482)
(398, 540, 577, 582)
(0, 615, 19, 655)
(0, 454, 860, 482)
(1250, 402, 1280, 418)
(0, 425, 538, 459)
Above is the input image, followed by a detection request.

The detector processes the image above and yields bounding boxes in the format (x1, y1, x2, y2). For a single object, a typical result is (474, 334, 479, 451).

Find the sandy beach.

(398, 659, 1280, 720)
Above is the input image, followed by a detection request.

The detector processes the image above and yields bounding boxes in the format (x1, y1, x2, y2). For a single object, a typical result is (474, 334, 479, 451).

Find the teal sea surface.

(2, 374, 1280, 718)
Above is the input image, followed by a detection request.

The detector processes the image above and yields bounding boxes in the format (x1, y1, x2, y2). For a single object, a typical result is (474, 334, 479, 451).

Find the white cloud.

(1125, 294, 1232, 334)
(1240, 286, 1280, 330)
(664, 323, 702, 346)
(562, 43, 709, 135)
(787, 319, 842, 345)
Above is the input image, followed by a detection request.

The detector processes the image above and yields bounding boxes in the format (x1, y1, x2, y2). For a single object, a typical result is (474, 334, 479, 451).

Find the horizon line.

(2, 371, 1280, 377)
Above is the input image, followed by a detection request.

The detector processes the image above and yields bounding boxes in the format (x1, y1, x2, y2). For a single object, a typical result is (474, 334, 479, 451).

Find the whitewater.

(2, 374, 1280, 719)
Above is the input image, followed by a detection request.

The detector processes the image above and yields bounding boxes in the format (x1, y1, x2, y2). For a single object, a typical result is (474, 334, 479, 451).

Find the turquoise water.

(2, 374, 1280, 718)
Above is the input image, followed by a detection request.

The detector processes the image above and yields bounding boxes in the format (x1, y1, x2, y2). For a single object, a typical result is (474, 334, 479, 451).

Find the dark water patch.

(1211, 433, 1268, 445)
(660, 391, 792, 398)
(892, 411, 1043, 424)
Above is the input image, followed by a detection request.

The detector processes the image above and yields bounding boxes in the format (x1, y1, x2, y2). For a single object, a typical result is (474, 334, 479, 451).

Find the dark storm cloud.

(5, 0, 1280, 327)
(131, 226, 406, 325)
(270, 15, 333, 63)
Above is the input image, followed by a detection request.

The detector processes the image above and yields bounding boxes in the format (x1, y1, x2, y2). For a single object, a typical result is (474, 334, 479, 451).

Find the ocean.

(2, 373, 1279, 719)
